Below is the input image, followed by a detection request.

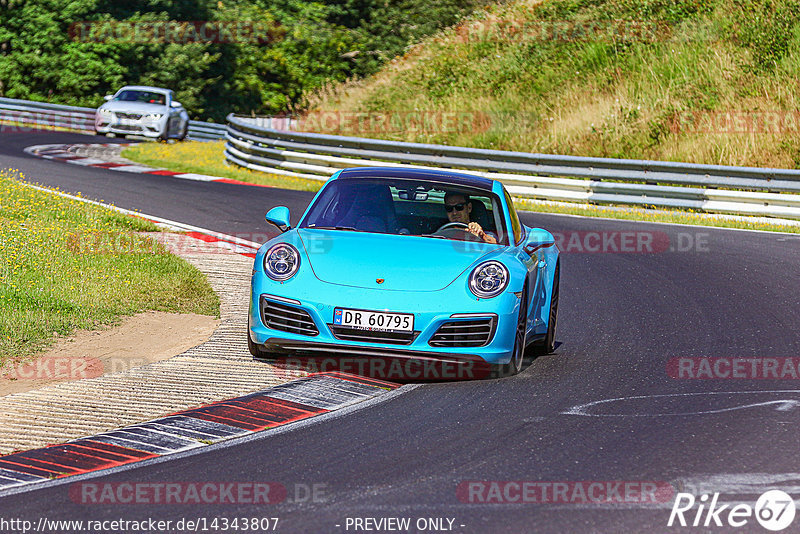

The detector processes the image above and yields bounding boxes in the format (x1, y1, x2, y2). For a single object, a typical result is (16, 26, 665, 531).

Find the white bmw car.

(95, 85, 189, 141)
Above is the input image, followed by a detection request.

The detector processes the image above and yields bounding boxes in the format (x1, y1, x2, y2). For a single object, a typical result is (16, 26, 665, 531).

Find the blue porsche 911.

(248, 167, 560, 377)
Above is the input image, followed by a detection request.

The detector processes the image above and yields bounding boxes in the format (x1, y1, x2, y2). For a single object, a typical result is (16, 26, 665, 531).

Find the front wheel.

(247, 332, 282, 359)
(496, 285, 528, 378)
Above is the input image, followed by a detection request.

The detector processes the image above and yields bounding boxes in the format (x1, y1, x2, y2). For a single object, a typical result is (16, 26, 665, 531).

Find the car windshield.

(300, 177, 508, 245)
(114, 90, 166, 105)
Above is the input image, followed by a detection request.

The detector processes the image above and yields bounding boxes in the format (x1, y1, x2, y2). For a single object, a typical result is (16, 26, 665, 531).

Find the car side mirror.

(523, 230, 555, 257)
(265, 206, 291, 232)
(103, 95, 113, 101)
(170, 101, 182, 108)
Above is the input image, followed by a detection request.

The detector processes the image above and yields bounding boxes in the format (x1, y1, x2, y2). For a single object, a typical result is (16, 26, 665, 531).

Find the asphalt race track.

(1, 130, 800, 533)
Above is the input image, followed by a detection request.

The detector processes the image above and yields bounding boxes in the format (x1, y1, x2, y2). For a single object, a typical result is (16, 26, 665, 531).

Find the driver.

(444, 192, 497, 244)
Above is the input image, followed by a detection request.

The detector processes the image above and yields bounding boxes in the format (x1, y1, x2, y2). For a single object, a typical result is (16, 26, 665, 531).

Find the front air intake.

(429, 317, 496, 347)
(261, 298, 319, 337)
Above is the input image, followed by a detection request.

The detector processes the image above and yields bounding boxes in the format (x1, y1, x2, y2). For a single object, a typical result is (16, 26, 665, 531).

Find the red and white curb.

(0, 373, 398, 491)
(24, 143, 272, 188)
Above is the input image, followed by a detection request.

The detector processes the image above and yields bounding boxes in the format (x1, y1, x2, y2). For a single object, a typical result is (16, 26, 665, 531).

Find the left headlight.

(468, 261, 509, 298)
(263, 243, 300, 281)
(144, 113, 163, 122)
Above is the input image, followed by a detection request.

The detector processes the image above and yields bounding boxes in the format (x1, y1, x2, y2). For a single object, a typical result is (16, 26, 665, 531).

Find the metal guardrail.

(0, 97, 226, 141)
(225, 113, 800, 220)
(3, 96, 799, 219)
(186, 121, 227, 141)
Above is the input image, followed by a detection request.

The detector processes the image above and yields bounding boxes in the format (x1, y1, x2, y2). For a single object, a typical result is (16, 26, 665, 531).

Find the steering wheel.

(435, 222, 469, 233)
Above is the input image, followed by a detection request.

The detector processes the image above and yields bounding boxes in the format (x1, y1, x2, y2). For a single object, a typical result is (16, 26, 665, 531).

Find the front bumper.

(248, 277, 522, 366)
(95, 116, 165, 137)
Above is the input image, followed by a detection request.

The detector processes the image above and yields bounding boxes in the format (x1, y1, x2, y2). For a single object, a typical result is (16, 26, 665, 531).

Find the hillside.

(307, 0, 800, 168)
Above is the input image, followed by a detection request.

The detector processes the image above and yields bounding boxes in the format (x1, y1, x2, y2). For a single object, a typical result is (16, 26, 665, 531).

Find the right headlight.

(468, 261, 509, 298)
(263, 243, 300, 281)
(98, 108, 112, 116)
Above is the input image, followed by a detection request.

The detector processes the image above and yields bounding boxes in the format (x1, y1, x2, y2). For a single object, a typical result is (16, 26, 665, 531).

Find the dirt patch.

(0, 311, 219, 396)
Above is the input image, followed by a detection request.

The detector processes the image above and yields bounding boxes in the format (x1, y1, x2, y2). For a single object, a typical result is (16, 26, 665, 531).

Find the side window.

(504, 189, 522, 245)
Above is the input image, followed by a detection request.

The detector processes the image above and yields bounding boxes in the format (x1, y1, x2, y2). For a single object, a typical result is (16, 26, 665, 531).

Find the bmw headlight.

(468, 261, 509, 298)
(263, 244, 300, 281)
(99, 108, 112, 116)
(144, 113, 163, 122)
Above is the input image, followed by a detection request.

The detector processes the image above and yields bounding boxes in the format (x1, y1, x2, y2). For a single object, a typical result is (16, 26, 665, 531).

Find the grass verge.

(0, 168, 220, 365)
(122, 141, 325, 192)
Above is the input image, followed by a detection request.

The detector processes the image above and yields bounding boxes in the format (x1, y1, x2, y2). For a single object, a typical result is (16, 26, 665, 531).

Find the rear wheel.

(533, 261, 560, 355)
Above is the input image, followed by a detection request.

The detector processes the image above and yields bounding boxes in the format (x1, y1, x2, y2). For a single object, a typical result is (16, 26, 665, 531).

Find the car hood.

(100, 101, 168, 114)
(298, 229, 498, 291)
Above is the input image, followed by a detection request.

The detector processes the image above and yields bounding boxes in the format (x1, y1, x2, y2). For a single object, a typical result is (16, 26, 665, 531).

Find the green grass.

(122, 141, 324, 192)
(0, 169, 220, 365)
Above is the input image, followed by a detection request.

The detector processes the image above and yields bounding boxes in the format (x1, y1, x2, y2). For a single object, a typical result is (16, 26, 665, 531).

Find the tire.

(533, 261, 560, 355)
(157, 122, 170, 142)
(247, 332, 282, 359)
(177, 123, 188, 141)
(496, 284, 528, 378)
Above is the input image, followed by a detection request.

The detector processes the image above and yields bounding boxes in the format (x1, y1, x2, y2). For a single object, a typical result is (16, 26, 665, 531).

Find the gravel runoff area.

(0, 232, 307, 455)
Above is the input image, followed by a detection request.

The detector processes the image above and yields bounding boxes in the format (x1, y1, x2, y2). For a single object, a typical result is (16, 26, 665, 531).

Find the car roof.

(334, 167, 495, 191)
(116, 85, 171, 94)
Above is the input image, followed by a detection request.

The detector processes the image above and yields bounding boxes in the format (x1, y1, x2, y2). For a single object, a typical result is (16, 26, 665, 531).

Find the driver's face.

(445, 194, 472, 224)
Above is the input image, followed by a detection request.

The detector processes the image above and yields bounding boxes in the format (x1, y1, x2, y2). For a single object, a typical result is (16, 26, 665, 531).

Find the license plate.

(333, 307, 414, 332)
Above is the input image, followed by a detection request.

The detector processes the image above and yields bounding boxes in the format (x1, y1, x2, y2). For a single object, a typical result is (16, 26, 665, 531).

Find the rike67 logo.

(668, 490, 796, 531)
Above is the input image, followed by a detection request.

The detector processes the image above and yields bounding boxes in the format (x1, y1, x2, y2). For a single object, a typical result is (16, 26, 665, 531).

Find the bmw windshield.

(114, 90, 167, 105)
(300, 178, 509, 245)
